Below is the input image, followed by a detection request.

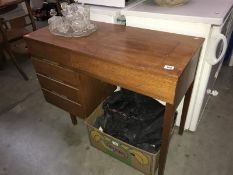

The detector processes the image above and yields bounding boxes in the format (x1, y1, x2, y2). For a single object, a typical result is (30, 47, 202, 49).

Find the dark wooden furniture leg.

(25, 0, 37, 31)
(70, 113, 77, 125)
(0, 47, 5, 69)
(5, 46, 29, 80)
(179, 82, 194, 135)
(158, 103, 175, 175)
(6, 46, 28, 81)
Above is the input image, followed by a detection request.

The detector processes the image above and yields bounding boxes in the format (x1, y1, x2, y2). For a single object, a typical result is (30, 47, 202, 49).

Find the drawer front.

(32, 58, 80, 88)
(42, 89, 84, 118)
(38, 75, 81, 104)
(27, 40, 71, 66)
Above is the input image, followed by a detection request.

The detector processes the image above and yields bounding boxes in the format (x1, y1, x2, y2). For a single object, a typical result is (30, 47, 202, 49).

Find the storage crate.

(85, 102, 160, 175)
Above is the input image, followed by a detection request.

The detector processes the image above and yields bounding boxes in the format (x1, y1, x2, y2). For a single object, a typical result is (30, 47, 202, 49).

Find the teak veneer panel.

(42, 89, 83, 117)
(28, 40, 72, 67)
(37, 74, 81, 104)
(71, 52, 177, 103)
(25, 22, 203, 103)
(24, 22, 203, 77)
(32, 57, 80, 88)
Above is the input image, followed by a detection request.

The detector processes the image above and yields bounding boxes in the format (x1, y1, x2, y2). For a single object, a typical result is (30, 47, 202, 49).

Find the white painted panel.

(89, 5, 121, 23)
(123, 0, 233, 24)
(90, 13, 116, 23)
(125, 16, 211, 37)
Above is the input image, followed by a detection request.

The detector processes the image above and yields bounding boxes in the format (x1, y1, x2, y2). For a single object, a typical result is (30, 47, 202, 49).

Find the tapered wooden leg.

(179, 82, 194, 135)
(25, 0, 37, 31)
(70, 113, 77, 125)
(5, 47, 29, 81)
(158, 103, 175, 175)
(0, 47, 5, 70)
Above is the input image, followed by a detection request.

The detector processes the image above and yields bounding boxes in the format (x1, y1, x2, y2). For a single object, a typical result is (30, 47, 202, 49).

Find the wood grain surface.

(24, 22, 203, 78)
(25, 22, 204, 103)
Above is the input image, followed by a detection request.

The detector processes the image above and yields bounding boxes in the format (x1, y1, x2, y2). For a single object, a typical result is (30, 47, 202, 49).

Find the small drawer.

(32, 58, 80, 88)
(42, 89, 84, 118)
(37, 75, 81, 103)
(27, 40, 71, 67)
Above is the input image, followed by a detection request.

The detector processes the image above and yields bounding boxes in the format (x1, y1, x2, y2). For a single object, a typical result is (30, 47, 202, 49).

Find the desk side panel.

(174, 47, 202, 108)
(79, 73, 116, 117)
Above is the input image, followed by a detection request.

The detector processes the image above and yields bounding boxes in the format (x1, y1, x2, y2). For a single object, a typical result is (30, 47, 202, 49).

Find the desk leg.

(158, 103, 175, 175)
(178, 82, 194, 135)
(70, 113, 77, 125)
(0, 47, 5, 70)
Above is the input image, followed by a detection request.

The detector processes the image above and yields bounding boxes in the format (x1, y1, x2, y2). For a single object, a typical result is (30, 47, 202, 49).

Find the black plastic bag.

(95, 89, 166, 153)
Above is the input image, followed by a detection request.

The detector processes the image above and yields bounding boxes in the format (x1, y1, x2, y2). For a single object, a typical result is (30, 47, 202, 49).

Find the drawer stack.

(28, 40, 115, 121)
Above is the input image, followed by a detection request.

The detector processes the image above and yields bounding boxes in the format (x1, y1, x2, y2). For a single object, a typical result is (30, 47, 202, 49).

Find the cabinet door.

(202, 11, 233, 112)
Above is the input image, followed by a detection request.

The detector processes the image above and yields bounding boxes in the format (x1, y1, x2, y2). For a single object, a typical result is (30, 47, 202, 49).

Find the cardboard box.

(85, 103, 160, 175)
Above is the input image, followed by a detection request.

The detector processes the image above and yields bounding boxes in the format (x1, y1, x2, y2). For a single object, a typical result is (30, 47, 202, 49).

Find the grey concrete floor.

(0, 53, 233, 174)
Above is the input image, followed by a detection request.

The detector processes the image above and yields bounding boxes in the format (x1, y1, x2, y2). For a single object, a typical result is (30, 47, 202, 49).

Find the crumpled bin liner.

(94, 89, 174, 153)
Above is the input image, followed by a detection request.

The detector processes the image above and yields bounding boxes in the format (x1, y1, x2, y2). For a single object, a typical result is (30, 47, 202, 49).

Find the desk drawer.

(38, 75, 81, 103)
(42, 89, 84, 118)
(27, 40, 71, 66)
(32, 58, 80, 88)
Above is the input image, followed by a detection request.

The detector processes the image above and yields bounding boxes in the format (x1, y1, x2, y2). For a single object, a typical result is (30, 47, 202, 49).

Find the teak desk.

(24, 22, 204, 175)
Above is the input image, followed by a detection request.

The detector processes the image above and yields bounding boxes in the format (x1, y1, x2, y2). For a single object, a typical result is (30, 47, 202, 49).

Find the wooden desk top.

(25, 22, 203, 78)
(25, 22, 204, 104)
